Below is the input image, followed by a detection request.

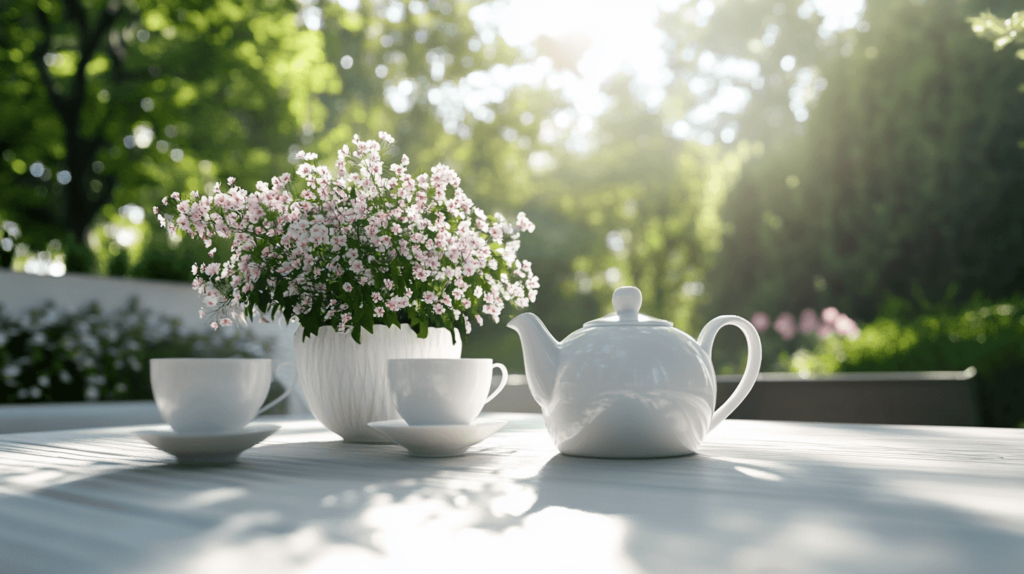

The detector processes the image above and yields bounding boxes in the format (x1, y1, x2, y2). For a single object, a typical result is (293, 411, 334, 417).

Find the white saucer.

(368, 419, 508, 457)
(135, 424, 280, 465)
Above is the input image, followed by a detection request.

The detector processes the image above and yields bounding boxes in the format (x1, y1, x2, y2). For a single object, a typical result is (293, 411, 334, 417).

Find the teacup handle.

(257, 361, 296, 416)
(698, 316, 762, 432)
(484, 362, 509, 403)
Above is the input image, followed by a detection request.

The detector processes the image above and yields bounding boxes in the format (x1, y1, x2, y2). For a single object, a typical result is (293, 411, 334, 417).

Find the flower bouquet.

(156, 132, 539, 441)
(157, 132, 538, 341)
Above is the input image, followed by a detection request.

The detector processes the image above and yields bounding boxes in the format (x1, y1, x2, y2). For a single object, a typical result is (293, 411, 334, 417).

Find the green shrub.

(0, 298, 273, 403)
(787, 299, 1024, 427)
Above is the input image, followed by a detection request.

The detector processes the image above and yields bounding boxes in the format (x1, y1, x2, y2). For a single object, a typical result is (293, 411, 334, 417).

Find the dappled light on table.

(0, 415, 1022, 573)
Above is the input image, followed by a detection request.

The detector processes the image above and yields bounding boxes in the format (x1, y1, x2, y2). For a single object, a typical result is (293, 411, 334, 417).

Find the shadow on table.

(11, 426, 1024, 574)
(519, 445, 1024, 573)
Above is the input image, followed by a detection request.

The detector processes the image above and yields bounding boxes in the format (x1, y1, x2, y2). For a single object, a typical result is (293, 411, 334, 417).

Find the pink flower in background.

(810, 306, 858, 339)
(751, 312, 770, 333)
(799, 308, 819, 334)
(821, 306, 840, 325)
(773, 312, 797, 341)
(833, 313, 860, 339)
(759, 305, 859, 341)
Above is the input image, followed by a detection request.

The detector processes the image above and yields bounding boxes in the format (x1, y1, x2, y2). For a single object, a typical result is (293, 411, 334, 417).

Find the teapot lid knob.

(583, 285, 672, 328)
(612, 286, 642, 316)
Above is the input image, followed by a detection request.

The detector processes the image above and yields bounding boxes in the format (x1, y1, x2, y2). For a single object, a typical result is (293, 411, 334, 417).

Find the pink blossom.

(516, 212, 536, 233)
(310, 223, 329, 243)
(386, 295, 409, 311)
(772, 312, 797, 341)
(799, 308, 819, 334)
(821, 306, 840, 325)
(833, 313, 860, 339)
(751, 312, 770, 333)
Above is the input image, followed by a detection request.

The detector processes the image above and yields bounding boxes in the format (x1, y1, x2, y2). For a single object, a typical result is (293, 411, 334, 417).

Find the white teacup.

(387, 358, 509, 425)
(150, 358, 289, 434)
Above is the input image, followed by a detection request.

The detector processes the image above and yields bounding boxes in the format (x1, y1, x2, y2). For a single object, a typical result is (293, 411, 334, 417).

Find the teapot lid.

(583, 286, 673, 328)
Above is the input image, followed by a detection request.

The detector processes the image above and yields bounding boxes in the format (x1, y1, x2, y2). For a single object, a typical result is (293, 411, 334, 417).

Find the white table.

(1, 414, 1022, 574)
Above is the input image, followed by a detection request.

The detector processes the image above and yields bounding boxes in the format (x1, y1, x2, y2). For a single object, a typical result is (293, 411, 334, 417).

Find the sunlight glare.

(481, 0, 865, 133)
(487, 0, 685, 116)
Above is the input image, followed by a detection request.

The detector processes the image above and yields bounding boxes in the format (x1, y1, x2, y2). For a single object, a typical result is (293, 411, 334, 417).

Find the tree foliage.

(0, 0, 311, 253)
(704, 0, 1024, 322)
(968, 8, 1024, 64)
(0, 0, 564, 273)
(534, 77, 741, 334)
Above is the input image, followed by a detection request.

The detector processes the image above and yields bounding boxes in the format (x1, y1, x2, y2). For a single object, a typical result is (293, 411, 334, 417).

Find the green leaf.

(299, 313, 320, 340)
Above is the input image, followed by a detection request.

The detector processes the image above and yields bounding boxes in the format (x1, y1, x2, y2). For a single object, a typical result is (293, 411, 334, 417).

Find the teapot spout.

(507, 312, 559, 408)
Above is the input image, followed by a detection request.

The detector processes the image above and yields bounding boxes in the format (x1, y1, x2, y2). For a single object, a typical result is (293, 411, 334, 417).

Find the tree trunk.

(32, 4, 120, 244)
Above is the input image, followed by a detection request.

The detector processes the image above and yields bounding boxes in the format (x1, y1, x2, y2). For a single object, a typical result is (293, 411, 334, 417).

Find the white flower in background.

(127, 355, 143, 372)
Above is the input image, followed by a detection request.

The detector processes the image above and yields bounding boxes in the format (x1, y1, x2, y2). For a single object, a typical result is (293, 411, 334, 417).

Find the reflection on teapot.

(508, 286, 762, 459)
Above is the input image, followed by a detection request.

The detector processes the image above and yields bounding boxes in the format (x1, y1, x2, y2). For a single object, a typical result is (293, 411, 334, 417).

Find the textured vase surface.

(294, 324, 462, 443)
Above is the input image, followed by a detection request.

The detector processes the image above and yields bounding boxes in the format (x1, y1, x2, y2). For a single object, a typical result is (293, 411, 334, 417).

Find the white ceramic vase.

(294, 323, 462, 443)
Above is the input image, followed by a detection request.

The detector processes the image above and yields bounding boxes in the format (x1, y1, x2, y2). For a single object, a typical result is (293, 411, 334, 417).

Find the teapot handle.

(698, 315, 762, 432)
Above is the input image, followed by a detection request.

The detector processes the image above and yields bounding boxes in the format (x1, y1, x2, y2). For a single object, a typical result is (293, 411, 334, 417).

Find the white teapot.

(508, 286, 762, 458)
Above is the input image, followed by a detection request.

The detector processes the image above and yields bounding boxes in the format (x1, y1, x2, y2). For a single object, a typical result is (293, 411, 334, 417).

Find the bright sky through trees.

(474, 0, 865, 140)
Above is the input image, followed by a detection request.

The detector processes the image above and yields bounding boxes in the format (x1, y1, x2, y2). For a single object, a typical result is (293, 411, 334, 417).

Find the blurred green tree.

(303, 0, 565, 211)
(0, 0, 565, 278)
(0, 0, 317, 263)
(529, 77, 742, 334)
(701, 0, 1024, 323)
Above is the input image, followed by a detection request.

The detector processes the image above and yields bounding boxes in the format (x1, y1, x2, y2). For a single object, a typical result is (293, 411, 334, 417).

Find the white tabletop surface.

(1, 413, 1022, 574)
